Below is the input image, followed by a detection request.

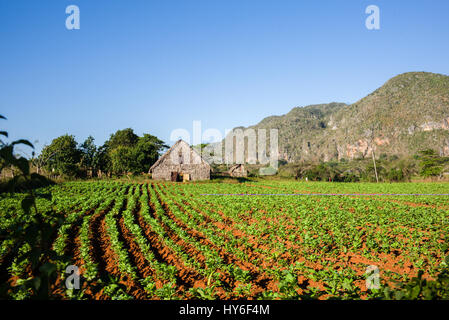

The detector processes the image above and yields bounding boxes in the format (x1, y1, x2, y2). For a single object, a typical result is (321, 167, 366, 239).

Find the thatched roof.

(149, 139, 210, 173)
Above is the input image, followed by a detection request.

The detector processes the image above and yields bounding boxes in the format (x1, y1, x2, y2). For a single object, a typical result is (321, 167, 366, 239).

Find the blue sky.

(1, 0, 448, 155)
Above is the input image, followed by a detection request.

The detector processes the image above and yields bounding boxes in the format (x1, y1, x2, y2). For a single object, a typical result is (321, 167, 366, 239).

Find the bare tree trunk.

(372, 149, 379, 183)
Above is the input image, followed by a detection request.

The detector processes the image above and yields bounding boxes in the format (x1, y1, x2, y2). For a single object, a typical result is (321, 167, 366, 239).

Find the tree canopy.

(418, 149, 448, 178)
(39, 134, 81, 177)
(105, 130, 168, 175)
(37, 129, 167, 177)
(79, 135, 96, 170)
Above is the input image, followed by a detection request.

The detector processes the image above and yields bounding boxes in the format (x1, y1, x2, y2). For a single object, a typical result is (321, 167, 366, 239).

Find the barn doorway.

(170, 171, 180, 182)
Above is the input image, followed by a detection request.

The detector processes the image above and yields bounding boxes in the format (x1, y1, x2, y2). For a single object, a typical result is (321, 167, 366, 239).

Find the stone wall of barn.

(152, 163, 210, 181)
(230, 169, 247, 177)
(229, 165, 248, 177)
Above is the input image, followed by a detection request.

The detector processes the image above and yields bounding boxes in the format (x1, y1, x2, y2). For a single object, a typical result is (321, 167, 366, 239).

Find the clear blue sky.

(1, 0, 448, 155)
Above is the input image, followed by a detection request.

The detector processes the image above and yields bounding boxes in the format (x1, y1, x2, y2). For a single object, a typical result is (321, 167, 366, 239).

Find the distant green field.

(1, 180, 448, 299)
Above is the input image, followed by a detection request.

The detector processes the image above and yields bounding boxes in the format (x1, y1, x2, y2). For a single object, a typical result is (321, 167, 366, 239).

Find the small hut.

(149, 139, 210, 181)
(228, 164, 248, 177)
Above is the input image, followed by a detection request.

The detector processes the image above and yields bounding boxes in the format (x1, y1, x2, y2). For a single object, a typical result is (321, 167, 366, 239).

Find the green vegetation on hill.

(237, 72, 449, 163)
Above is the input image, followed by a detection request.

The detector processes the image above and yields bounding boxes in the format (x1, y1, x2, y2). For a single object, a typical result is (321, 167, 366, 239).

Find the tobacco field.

(1, 180, 449, 300)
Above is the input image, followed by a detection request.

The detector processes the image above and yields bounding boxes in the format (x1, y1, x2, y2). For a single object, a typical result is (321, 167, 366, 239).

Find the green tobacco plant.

(0, 114, 62, 299)
(383, 263, 449, 300)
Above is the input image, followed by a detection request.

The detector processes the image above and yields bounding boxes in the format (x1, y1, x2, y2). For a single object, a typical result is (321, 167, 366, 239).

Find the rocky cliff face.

(235, 72, 449, 162)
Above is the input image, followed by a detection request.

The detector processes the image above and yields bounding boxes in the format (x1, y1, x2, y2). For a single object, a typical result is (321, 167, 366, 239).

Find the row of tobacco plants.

(1, 179, 449, 299)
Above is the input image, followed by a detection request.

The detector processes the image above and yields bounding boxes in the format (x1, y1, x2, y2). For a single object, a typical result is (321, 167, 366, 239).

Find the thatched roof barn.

(228, 164, 248, 177)
(149, 139, 210, 181)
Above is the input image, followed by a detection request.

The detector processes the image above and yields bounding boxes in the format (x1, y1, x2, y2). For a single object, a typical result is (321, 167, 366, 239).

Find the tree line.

(35, 128, 168, 178)
(275, 150, 449, 182)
